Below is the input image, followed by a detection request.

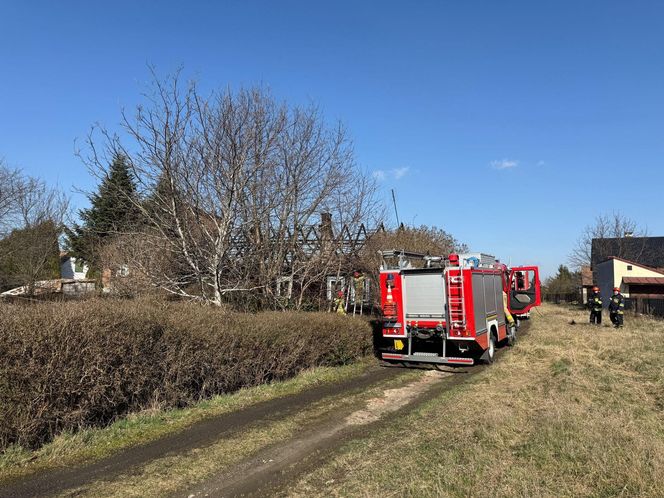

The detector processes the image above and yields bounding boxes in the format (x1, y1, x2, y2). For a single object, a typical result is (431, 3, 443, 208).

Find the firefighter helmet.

(613, 287, 620, 292)
(592, 286, 599, 292)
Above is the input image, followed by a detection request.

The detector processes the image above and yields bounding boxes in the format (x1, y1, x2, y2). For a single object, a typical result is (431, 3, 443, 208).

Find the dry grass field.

(290, 303, 664, 497)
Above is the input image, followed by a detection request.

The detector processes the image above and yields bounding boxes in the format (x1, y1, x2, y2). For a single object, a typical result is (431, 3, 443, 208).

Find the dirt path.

(181, 369, 464, 498)
(179, 323, 531, 497)
(0, 365, 403, 498)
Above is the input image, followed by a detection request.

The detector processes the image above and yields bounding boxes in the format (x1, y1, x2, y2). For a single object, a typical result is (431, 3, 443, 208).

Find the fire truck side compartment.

(470, 271, 505, 337)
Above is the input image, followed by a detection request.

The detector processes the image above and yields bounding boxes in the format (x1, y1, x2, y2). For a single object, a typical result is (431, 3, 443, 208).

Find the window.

(326, 276, 345, 300)
(276, 276, 293, 298)
(74, 258, 85, 273)
(513, 271, 531, 290)
(350, 277, 371, 303)
(627, 265, 633, 271)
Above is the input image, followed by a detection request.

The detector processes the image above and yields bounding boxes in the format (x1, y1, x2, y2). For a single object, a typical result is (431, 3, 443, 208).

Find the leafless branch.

(82, 72, 383, 307)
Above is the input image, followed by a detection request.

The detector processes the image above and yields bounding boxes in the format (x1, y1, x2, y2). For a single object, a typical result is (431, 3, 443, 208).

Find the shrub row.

(0, 298, 372, 450)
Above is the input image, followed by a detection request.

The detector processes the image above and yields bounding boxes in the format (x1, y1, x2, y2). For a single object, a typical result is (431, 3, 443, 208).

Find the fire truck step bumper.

(382, 353, 474, 365)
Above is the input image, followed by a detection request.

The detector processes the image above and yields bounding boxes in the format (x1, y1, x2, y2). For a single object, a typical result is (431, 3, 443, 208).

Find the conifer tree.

(67, 154, 140, 272)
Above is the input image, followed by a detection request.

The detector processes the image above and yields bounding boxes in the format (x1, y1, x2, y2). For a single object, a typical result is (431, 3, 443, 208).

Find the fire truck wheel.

(483, 332, 496, 364)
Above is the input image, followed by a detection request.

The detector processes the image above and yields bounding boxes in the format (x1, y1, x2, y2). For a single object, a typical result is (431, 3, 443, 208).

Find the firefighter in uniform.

(502, 291, 516, 329)
(608, 287, 625, 328)
(500, 264, 516, 331)
(587, 286, 602, 325)
(334, 290, 346, 315)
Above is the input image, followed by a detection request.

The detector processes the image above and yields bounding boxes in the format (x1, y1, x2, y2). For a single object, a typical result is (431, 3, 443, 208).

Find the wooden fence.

(543, 292, 580, 304)
(624, 297, 664, 318)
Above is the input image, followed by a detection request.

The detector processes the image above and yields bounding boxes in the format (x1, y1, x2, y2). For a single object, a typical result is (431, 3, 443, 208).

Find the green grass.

(288, 304, 664, 497)
(0, 358, 376, 483)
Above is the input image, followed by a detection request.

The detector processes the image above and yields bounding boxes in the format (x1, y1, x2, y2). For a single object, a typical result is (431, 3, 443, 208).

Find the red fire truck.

(377, 250, 541, 366)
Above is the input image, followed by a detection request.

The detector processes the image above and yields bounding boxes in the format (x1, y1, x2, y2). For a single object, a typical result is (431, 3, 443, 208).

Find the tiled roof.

(622, 277, 664, 285)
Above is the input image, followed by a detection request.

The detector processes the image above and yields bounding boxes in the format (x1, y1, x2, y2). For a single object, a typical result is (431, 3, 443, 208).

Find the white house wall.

(60, 257, 89, 280)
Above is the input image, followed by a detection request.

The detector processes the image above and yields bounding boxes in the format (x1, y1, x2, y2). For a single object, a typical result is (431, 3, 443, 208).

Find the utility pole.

(391, 189, 401, 228)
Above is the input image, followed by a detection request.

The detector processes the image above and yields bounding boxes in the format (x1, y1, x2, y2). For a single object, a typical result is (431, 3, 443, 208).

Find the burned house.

(257, 212, 384, 312)
(99, 211, 384, 312)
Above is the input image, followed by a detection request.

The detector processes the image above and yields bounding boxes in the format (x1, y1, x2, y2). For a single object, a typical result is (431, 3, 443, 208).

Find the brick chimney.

(320, 212, 333, 240)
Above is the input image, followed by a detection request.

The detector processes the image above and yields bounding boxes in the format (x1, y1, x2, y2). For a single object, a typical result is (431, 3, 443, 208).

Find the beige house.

(595, 256, 664, 307)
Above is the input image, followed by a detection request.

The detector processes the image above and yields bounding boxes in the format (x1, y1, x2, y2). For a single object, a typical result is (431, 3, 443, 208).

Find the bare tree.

(239, 110, 384, 310)
(363, 224, 466, 267)
(0, 161, 28, 238)
(1, 161, 69, 236)
(16, 176, 69, 231)
(568, 212, 647, 269)
(0, 162, 69, 293)
(81, 71, 382, 307)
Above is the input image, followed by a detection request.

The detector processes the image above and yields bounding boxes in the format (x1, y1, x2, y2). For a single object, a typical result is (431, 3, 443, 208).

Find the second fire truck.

(377, 250, 541, 366)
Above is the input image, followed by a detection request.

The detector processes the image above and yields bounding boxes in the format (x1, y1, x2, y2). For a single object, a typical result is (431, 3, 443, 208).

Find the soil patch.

(182, 370, 456, 497)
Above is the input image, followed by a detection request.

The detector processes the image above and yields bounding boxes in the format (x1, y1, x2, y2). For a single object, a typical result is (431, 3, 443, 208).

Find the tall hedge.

(0, 298, 372, 450)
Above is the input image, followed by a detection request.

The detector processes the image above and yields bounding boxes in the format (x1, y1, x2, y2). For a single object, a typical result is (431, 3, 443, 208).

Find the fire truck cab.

(377, 250, 540, 366)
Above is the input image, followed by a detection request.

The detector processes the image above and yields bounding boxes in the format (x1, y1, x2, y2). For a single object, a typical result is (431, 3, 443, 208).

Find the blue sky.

(1, 1, 663, 277)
